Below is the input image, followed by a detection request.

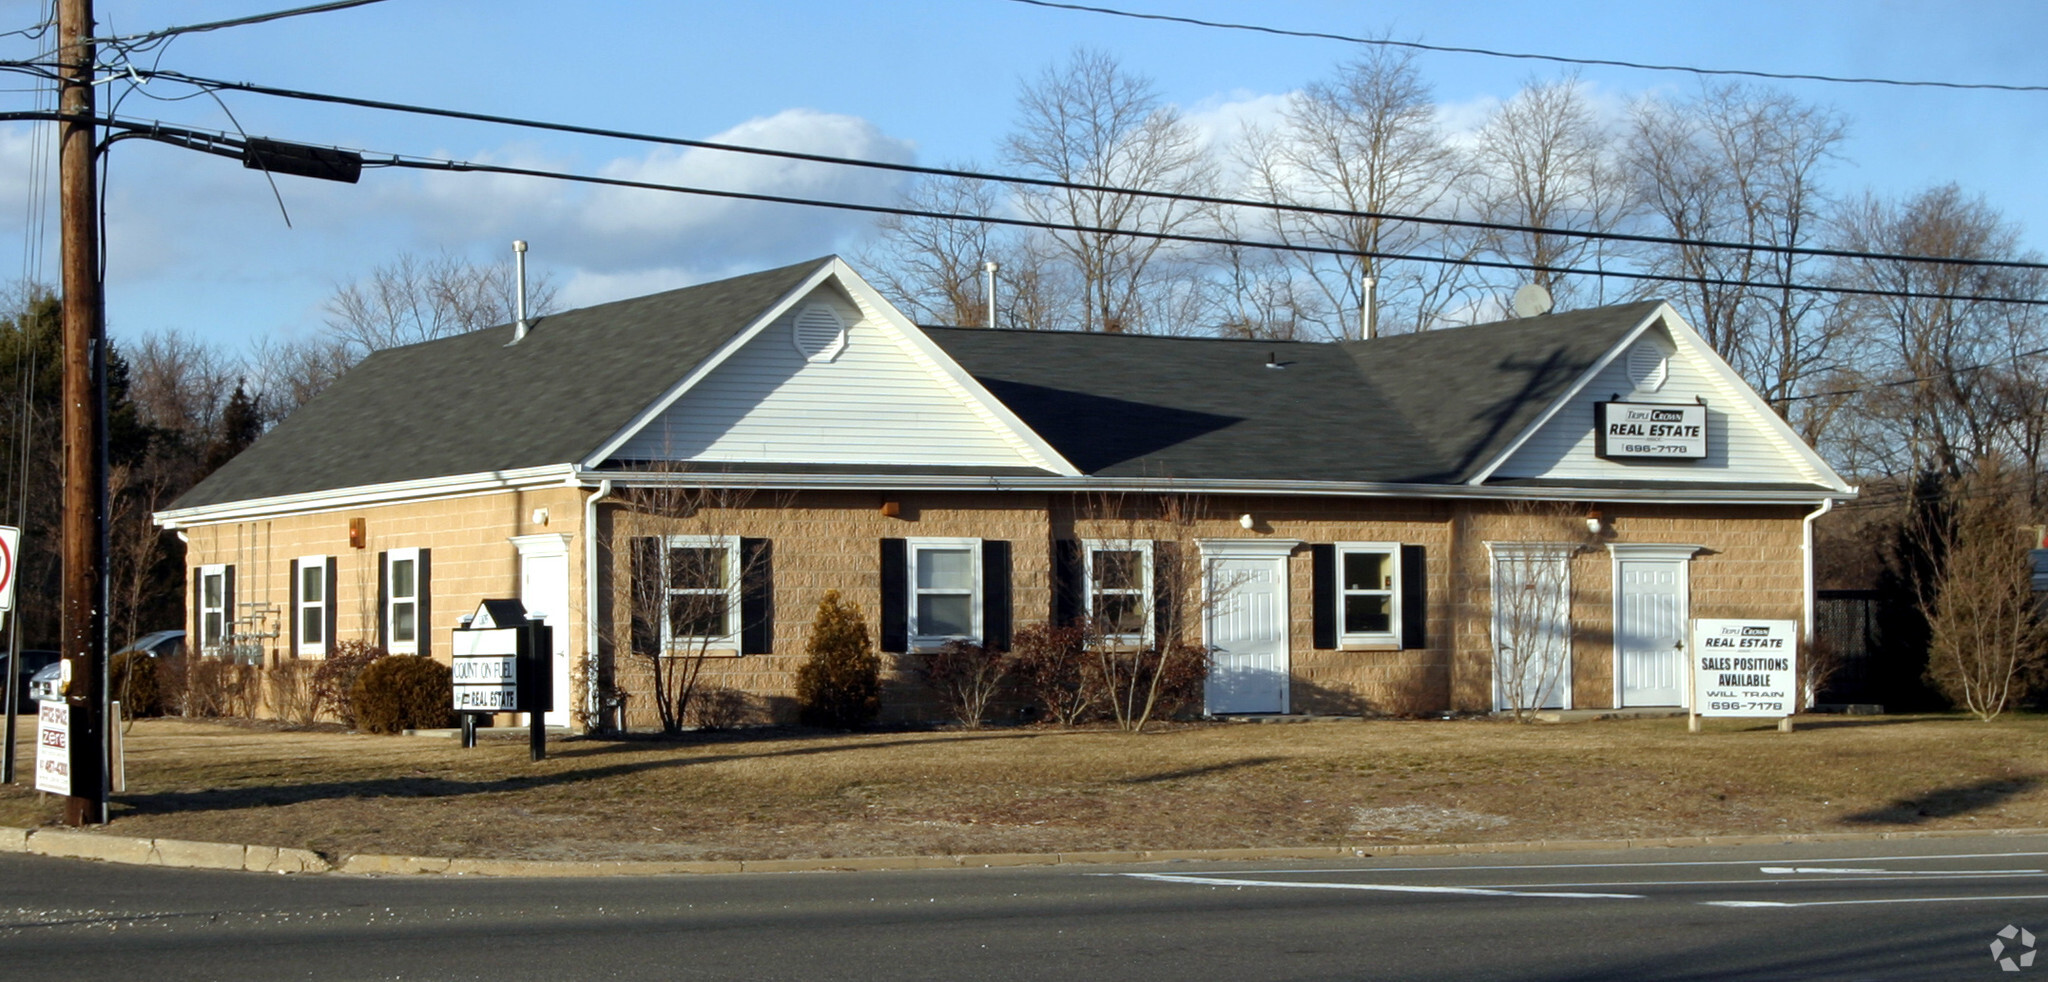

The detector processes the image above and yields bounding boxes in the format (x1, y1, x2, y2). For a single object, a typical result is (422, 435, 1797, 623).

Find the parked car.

(115, 630, 185, 660)
(6, 649, 60, 712)
(24, 655, 62, 708)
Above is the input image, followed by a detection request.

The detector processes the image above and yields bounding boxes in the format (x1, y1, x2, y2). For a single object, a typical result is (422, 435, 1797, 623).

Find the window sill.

(663, 645, 740, 658)
(1339, 639, 1400, 652)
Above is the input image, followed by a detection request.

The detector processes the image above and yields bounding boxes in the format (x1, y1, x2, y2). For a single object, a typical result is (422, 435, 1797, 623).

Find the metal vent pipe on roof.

(511, 240, 530, 344)
(983, 260, 999, 329)
(1360, 274, 1377, 340)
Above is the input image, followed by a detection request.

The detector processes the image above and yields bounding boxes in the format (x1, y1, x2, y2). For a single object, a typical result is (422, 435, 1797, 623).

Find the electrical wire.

(123, 67, 2048, 275)
(1001, 0, 2048, 94)
(86, 0, 390, 46)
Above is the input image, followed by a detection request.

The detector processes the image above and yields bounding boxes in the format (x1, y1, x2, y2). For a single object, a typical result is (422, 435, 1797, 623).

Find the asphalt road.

(4, 836, 2047, 980)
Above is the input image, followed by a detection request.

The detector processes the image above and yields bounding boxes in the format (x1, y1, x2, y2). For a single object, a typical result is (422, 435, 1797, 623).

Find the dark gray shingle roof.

(174, 257, 831, 509)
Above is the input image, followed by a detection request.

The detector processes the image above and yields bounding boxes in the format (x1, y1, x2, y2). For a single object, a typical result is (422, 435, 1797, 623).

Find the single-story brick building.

(155, 256, 1854, 728)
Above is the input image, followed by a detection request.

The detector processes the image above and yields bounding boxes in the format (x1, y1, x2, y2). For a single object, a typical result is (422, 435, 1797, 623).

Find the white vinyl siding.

(908, 537, 981, 649)
(1491, 322, 1830, 485)
(295, 556, 327, 657)
(613, 289, 1055, 470)
(385, 548, 421, 655)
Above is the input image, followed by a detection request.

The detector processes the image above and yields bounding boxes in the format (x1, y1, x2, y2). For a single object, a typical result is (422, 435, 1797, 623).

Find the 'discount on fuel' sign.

(1692, 619, 1797, 718)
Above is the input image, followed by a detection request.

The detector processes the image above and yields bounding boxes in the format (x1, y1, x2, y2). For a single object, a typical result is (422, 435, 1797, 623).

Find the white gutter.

(1801, 497, 1834, 708)
(154, 464, 579, 529)
(582, 478, 612, 733)
(573, 469, 1859, 506)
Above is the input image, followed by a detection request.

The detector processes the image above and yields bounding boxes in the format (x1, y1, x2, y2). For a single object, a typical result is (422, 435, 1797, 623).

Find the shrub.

(912, 639, 1012, 728)
(1008, 622, 1093, 726)
(110, 650, 163, 719)
(313, 641, 384, 726)
(795, 590, 879, 729)
(266, 658, 319, 726)
(685, 684, 755, 731)
(349, 655, 455, 734)
(1085, 639, 1211, 731)
(184, 657, 259, 718)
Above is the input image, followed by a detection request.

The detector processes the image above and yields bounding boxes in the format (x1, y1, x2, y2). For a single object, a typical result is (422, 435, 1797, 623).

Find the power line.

(1001, 0, 2048, 94)
(114, 67, 2048, 276)
(86, 0, 390, 46)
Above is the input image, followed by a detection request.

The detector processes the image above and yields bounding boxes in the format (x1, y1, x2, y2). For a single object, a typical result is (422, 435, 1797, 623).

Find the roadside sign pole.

(2, 610, 17, 783)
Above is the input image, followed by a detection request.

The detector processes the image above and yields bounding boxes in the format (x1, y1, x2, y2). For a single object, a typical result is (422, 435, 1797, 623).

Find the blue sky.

(1, 0, 2044, 352)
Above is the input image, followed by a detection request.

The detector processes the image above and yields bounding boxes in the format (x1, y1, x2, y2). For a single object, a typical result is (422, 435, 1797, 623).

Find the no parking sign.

(0, 524, 16, 612)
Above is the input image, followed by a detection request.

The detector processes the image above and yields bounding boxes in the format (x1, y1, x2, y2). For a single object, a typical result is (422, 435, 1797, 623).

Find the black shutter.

(376, 551, 389, 651)
(416, 549, 432, 657)
(288, 559, 300, 653)
(222, 566, 235, 647)
(1311, 543, 1337, 650)
(630, 537, 659, 654)
(1400, 544, 1427, 650)
(323, 557, 339, 657)
(879, 538, 908, 653)
(1152, 541, 1179, 644)
(1052, 539, 1082, 628)
(740, 537, 773, 655)
(191, 576, 203, 647)
(982, 540, 1011, 650)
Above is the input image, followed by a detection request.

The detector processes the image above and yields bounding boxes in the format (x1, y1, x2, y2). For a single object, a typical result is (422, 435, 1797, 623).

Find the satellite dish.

(1511, 283, 1554, 319)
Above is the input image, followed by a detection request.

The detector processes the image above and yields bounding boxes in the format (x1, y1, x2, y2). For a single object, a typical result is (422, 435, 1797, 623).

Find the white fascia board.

(579, 260, 842, 470)
(1653, 307, 1856, 495)
(1466, 305, 1667, 486)
(152, 463, 577, 529)
(828, 259, 1082, 477)
(577, 468, 1855, 506)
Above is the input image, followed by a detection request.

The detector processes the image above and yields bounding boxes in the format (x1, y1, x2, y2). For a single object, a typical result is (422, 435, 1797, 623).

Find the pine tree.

(796, 590, 880, 729)
(202, 381, 263, 475)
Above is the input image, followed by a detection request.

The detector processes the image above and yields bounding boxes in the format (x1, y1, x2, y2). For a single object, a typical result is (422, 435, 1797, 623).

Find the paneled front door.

(1201, 539, 1299, 715)
(1613, 545, 1696, 707)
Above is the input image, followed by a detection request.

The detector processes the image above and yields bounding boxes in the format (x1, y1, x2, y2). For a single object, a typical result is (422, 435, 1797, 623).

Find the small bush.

(1086, 640, 1212, 730)
(110, 650, 163, 719)
(912, 639, 1011, 728)
(266, 658, 319, 726)
(796, 590, 879, 729)
(685, 684, 755, 731)
(313, 641, 384, 726)
(1009, 623, 1093, 726)
(184, 657, 259, 718)
(350, 655, 455, 734)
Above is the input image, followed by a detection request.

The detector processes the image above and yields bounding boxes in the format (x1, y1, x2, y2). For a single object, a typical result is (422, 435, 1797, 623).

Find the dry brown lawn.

(3, 713, 2045, 863)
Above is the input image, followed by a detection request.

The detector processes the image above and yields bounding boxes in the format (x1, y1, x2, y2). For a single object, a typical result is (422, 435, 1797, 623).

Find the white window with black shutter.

(628, 535, 774, 655)
(1082, 539, 1153, 644)
(380, 547, 430, 656)
(1312, 542, 1426, 650)
(291, 555, 337, 657)
(880, 538, 1011, 652)
(196, 563, 233, 654)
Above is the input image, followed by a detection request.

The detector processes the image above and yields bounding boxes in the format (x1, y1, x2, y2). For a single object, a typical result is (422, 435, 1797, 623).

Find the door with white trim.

(1203, 545, 1293, 715)
(512, 534, 572, 727)
(1489, 544, 1571, 712)
(1614, 547, 1692, 707)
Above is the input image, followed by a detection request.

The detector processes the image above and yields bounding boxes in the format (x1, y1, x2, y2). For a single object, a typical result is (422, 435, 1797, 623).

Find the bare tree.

(1074, 490, 1220, 732)
(126, 329, 239, 443)
(861, 171, 1007, 327)
(324, 250, 558, 359)
(1913, 458, 2047, 720)
(1487, 502, 1592, 722)
(1004, 48, 1219, 334)
(1469, 76, 1636, 311)
(1239, 46, 1475, 337)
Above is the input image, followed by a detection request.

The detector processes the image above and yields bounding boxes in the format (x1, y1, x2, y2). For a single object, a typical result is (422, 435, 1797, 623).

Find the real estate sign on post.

(1692, 619, 1797, 718)
(452, 625, 522, 712)
(35, 701, 69, 795)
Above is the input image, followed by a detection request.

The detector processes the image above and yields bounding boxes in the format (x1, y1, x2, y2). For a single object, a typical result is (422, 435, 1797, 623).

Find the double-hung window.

(908, 538, 980, 648)
(1083, 539, 1152, 644)
(295, 555, 329, 656)
(385, 548, 422, 655)
(1337, 541, 1401, 646)
(662, 535, 741, 648)
(198, 564, 229, 653)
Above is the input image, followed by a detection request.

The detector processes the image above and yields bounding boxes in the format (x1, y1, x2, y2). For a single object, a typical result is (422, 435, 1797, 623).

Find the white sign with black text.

(1597, 402, 1708, 460)
(1692, 619, 1797, 718)
(35, 701, 69, 795)
(452, 628, 520, 712)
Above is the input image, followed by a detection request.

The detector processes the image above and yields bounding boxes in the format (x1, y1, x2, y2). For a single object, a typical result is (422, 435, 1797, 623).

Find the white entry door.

(1614, 547, 1693, 707)
(1203, 547, 1292, 715)
(513, 535, 572, 727)
(1489, 544, 1572, 712)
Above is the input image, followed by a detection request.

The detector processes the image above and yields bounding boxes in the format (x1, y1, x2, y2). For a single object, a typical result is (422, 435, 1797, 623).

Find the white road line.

(1454, 872, 2048, 890)
(1178, 850, 2048, 877)
(1704, 894, 2048, 909)
(1758, 866, 2043, 875)
(1117, 872, 1642, 900)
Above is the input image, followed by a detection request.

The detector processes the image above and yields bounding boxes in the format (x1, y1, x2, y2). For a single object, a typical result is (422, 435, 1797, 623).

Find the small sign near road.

(35, 701, 69, 796)
(0, 524, 18, 612)
(452, 627, 521, 712)
(1692, 619, 1798, 718)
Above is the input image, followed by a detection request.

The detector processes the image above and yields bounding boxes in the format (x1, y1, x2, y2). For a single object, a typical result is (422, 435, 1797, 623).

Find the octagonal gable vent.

(792, 304, 848, 363)
(1626, 340, 1668, 393)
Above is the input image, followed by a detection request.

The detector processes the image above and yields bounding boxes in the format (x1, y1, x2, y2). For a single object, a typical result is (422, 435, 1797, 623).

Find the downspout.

(583, 478, 612, 732)
(1801, 498, 1834, 709)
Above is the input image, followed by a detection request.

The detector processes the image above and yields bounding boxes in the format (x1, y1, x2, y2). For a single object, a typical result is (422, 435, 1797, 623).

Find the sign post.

(1691, 619, 1799, 733)
(1, 524, 18, 784)
(451, 600, 554, 761)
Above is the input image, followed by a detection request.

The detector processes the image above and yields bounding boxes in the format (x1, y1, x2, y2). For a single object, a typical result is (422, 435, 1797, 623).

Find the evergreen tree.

(203, 382, 263, 475)
(795, 590, 880, 729)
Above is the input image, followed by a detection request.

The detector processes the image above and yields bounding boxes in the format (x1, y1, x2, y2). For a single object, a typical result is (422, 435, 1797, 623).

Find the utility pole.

(57, 0, 107, 826)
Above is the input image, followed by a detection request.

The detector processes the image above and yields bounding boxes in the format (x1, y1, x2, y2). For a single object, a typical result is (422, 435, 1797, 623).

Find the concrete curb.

(4, 824, 2046, 878)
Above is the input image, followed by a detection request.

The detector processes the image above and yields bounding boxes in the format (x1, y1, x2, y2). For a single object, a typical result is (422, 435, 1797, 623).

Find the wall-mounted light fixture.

(881, 499, 902, 518)
(348, 517, 366, 549)
(1585, 506, 1606, 536)
(1239, 513, 1256, 530)
(531, 507, 549, 526)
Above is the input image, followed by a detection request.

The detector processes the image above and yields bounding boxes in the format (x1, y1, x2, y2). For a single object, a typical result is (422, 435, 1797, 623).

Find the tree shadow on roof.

(975, 378, 1242, 473)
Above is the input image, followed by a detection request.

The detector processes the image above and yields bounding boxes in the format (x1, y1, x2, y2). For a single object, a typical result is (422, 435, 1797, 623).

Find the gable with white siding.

(1483, 307, 1844, 489)
(609, 279, 1068, 472)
